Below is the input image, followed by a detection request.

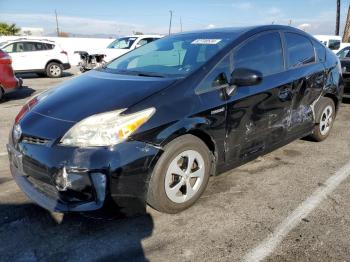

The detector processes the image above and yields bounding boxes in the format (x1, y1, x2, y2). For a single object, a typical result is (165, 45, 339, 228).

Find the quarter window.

(233, 32, 284, 76)
(285, 33, 315, 68)
(313, 40, 326, 62)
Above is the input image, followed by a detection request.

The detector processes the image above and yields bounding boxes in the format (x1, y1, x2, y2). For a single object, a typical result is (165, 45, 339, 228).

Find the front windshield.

(105, 33, 236, 77)
(337, 47, 350, 58)
(107, 37, 137, 49)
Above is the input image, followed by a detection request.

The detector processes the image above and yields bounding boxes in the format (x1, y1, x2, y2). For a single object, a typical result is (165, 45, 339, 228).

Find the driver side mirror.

(230, 68, 263, 87)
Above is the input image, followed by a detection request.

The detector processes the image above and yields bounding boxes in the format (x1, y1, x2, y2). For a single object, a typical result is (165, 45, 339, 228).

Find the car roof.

(172, 25, 309, 40)
(3, 38, 55, 44)
(122, 35, 164, 38)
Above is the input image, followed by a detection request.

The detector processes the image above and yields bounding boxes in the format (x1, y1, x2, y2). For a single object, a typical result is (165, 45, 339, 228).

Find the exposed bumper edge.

(7, 144, 105, 213)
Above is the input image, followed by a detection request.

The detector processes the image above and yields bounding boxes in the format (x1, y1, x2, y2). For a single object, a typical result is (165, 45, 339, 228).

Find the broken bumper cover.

(6, 140, 161, 212)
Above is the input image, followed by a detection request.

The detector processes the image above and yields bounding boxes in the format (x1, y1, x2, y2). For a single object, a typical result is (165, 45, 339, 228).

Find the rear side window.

(285, 33, 315, 68)
(45, 44, 55, 50)
(233, 32, 284, 76)
(24, 42, 37, 51)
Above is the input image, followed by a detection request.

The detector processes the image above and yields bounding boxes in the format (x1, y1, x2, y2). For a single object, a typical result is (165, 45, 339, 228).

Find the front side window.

(24, 42, 37, 52)
(105, 33, 236, 77)
(2, 43, 15, 53)
(337, 47, 350, 59)
(328, 39, 341, 50)
(107, 37, 137, 49)
(136, 38, 156, 47)
(285, 33, 315, 68)
(197, 56, 231, 94)
(233, 32, 284, 76)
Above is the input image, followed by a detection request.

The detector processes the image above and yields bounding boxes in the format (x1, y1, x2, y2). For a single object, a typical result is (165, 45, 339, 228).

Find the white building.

(19, 27, 44, 36)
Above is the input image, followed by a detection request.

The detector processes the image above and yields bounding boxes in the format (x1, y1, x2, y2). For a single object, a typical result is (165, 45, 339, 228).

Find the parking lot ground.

(0, 69, 350, 261)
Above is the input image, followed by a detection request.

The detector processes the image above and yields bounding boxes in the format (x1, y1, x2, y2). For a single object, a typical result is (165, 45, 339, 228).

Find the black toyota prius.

(7, 25, 343, 214)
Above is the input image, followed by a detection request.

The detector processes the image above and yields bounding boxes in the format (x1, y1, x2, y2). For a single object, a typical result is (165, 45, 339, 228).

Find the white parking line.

(0, 152, 8, 157)
(243, 161, 350, 262)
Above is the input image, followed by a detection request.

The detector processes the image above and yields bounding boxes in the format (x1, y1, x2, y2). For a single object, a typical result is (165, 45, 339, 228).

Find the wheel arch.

(45, 59, 63, 69)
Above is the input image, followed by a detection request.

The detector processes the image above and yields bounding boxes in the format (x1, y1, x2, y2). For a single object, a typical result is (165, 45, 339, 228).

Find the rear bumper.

(62, 63, 71, 70)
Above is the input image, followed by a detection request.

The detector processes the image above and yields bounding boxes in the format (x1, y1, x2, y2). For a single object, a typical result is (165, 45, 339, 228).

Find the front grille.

(22, 135, 50, 145)
(22, 156, 51, 183)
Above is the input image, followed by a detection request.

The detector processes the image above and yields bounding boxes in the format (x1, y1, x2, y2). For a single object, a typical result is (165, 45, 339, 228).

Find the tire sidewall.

(313, 98, 335, 141)
(46, 62, 63, 78)
(148, 135, 211, 213)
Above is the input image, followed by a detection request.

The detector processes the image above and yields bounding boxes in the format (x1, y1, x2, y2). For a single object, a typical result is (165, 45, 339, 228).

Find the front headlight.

(60, 107, 155, 147)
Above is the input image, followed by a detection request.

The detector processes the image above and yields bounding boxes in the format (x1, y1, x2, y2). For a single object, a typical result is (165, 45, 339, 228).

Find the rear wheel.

(147, 135, 211, 214)
(46, 62, 63, 78)
(309, 97, 335, 141)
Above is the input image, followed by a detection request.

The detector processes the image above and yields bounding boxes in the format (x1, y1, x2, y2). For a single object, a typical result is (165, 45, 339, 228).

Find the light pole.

(169, 10, 174, 35)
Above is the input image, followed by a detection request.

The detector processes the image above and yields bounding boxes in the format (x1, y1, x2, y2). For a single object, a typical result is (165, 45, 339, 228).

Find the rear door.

(225, 31, 293, 163)
(282, 32, 325, 137)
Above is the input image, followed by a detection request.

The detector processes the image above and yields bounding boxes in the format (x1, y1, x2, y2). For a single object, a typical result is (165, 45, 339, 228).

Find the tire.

(46, 62, 63, 78)
(147, 135, 211, 214)
(309, 97, 335, 142)
(0, 87, 4, 102)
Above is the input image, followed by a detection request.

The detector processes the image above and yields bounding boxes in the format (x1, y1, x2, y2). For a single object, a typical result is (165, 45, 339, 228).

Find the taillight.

(0, 50, 12, 64)
(15, 96, 39, 124)
(61, 50, 68, 56)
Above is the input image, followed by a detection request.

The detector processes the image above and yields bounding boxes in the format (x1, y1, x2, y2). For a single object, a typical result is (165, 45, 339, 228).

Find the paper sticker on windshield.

(191, 39, 221, 45)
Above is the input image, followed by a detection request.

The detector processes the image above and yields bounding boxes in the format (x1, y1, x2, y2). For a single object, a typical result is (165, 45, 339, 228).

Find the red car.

(0, 49, 22, 100)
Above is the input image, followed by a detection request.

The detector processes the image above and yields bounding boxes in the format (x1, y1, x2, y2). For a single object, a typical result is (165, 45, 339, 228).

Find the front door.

(225, 31, 293, 164)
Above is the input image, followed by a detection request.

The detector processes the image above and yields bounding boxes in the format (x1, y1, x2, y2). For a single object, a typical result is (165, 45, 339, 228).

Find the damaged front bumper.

(7, 139, 162, 213)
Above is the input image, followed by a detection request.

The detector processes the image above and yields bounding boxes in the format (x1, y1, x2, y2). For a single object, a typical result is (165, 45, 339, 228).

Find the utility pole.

(168, 10, 174, 35)
(180, 16, 183, 32)
(336, 0, 341, 35)
(343, 4, 350, 42)
(55, 9, 60, 36)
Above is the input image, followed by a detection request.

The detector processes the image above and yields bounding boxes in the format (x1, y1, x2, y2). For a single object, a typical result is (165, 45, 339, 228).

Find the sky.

(0, 0, 349, 37)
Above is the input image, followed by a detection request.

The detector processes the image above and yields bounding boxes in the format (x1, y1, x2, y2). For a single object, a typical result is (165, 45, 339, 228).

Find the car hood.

(31, 69, 177, 122)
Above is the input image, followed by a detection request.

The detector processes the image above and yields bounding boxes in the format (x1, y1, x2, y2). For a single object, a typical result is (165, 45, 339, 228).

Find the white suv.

(0, 39, 71, 78)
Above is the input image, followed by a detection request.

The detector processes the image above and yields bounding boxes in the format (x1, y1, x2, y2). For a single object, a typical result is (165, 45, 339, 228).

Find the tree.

(0, 22, 21, 36)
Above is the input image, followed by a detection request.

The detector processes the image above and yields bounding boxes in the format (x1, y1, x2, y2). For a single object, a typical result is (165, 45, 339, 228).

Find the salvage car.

(75, 35, 162, 72)
(336, 46, 350, 98)
(0, 38, 70, 78)
(0, 49, 22, 100)
(7, 25, 343, 214)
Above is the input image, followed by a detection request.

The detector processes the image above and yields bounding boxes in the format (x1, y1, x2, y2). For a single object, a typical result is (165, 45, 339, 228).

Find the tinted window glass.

(313, 40, 326, 62)
(285, 33, 315, 68)
(233, 32, 284, 76)
(137, 38, 156, 47)
(24, 42, 37, 51)
(34, 42, 46, 51)
(337, 47, 350, 59)
(197, 56, 231, 94)
(328, 39, 341, 50)
(46, 44, 55, 50)
(14, 42, 25, 52)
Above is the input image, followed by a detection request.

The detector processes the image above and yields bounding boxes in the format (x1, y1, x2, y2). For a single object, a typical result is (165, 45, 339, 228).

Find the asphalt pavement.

(0, 68, 350, 261)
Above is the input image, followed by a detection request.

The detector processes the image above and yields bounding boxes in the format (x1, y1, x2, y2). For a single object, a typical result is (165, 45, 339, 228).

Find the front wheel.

(309, 97, 335, 141)
(147, 135, 211, 214)
(46, 62, 63, 78)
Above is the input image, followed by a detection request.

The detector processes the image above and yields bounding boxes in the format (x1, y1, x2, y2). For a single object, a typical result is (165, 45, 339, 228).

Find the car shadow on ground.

(0, 198, 154, 261)
(2, 86, 35, 103)
(16, 72, 75, 79)
(1, 86, 35, 103)
(342, 97, 350, 104)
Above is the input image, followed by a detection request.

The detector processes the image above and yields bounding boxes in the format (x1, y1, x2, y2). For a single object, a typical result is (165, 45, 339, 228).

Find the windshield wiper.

(137, 72, 164, 78)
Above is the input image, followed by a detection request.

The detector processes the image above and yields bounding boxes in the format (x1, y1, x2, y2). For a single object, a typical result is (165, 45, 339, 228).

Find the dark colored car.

(0, 49, 22, 100)
(7, 25, 343, 214)
(336, 46, 350, 98)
